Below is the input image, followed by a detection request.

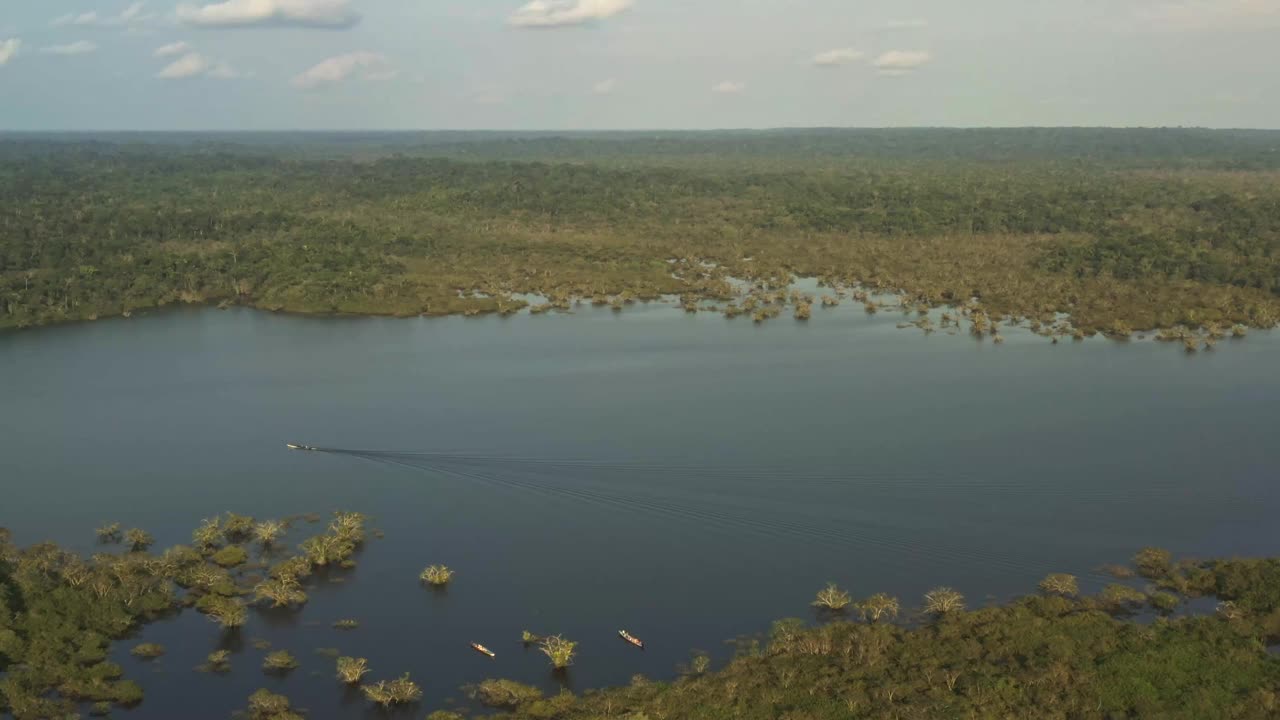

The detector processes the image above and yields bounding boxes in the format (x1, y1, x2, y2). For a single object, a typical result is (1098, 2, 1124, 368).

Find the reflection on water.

(1, 302, 1278, 717)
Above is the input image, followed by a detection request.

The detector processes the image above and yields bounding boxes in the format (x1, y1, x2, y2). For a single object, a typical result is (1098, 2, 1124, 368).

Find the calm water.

(2, 302, 1278, 717)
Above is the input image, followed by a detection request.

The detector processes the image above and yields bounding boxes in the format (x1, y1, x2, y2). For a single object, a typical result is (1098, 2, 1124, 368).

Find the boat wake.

(301, 446, 1135, 581)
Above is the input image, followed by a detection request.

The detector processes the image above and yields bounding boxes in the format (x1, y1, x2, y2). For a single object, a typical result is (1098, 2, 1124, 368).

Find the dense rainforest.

(3, 518, 1280, 719)
(1, 128, 1280, 336)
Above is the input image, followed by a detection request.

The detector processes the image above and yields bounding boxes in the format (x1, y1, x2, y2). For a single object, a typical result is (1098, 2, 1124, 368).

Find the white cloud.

(1136, 0, 1280, 31)
(40, 41, 99, 56)
(292, 52, 392, 89)
(812, 48, 864, 67)
(207, 61, 240, 78)
(155, 48, 242, 79)
(873, 50, 931, 75)
(0, 38, 19, 66)
(53, 3, 151, 28)
(509, 0, 633, 28)
(593, 78, 617, 94)
(711, 80, 745, 94)
(157, 52, 210, 79)
(177, 0, 361, 29)
(120, 2, 147, 21)
(53, 12, 100, 27)
(883, 19, 928, 30)
(154, 41, 191, 57)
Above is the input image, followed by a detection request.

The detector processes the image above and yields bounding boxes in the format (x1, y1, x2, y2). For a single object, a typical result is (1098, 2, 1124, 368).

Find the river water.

(2, 301, 1277, 717)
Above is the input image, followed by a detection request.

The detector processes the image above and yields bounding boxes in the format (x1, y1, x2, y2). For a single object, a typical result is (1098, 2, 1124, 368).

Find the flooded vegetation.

(4, 515, 1280, 718)
(2, 297, 1279, 718)
(2, 130, 1280, 342)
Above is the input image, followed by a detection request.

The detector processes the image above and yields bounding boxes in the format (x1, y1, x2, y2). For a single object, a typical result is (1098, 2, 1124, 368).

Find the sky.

(1, 0, 1278, 130)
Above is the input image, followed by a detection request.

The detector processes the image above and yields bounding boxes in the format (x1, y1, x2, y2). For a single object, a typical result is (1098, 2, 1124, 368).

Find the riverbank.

(3, 517, 1279, 719)
(3, 132, 1279, 337)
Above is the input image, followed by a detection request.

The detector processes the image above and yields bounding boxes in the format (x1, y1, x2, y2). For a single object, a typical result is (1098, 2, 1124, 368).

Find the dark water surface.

(2, 303, 1278, 717)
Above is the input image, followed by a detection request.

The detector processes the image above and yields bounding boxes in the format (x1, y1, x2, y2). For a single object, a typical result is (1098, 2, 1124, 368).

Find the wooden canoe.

(618, 630, 644, 649)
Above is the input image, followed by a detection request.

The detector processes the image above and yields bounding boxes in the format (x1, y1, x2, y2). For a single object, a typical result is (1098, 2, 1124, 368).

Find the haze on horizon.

(1, 0, 1278, 131)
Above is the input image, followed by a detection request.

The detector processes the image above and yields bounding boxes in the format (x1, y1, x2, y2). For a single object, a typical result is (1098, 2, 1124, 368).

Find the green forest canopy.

(2, 128, 1279, 333)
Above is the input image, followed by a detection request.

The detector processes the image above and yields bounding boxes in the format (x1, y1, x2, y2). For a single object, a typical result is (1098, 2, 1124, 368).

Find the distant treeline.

(1, 130, 1278, 332)
(4, 127, 1280, 168)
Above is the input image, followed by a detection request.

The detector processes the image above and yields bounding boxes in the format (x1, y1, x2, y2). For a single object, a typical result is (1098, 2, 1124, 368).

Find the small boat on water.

(618, 630, 644, 649)
(286, 443, 318, 451)
(471, 642, 496, 658)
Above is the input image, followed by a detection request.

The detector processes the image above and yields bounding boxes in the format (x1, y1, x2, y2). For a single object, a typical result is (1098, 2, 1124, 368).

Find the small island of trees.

(3, 506, 1280, 719)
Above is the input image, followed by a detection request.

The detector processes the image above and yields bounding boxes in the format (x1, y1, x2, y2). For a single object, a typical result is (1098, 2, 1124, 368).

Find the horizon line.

(3, 125, 1280, 134)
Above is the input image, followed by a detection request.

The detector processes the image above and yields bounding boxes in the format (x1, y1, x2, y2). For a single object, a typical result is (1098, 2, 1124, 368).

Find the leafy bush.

(262, 651, 299, 674)
(210, 545, 248, 568)
(420, 565, 454, 586)
(336, 656, 370, 684)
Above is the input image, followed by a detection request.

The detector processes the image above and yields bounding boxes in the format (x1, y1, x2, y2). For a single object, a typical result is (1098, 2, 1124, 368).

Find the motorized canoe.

(471, 642, 496, 658)
(618, 630, 644, 649)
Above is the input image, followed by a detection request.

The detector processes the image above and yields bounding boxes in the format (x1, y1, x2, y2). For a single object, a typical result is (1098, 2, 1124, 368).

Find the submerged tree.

(1038, 573, 1079, 597)
(362, 674, 423, 707)
(200, 650, 232, 673)
(923, 587, 966, 616)
(95, 523, 122, 544)
(244, 689, 303, 720)
(540, 635, 578, 670)
(210, 545, 248, 568)
(858, 593, 901, 623)
(300, 534, 354, 567)
(253, 520, 285, 548)
(812, 583, 852, 611)
(337, 656, 370, 685)
(222, 513, 256, 543)
(124, 529, 154, 553)
(1133, 547, 1173, 579)
(192, 518, 223, 552)
(470, 679, 544, 709)
(420, 565, 454, 586)
(253, 575, 308, 609)
(1100, 584, 1147, 614)
(270, 556, 313, 581)
(130, 643, 165, 659)
(262, 651, 299, 674)
(206, 597, 247, 629)
(329, 512, 368, 545)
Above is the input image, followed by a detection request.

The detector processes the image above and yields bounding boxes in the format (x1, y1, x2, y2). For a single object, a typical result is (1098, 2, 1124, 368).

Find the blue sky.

(2, 0, 1278, 130)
